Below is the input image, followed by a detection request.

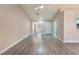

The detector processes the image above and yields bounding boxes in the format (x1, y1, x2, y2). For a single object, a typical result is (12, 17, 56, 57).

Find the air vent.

(36, 12, 39, 15)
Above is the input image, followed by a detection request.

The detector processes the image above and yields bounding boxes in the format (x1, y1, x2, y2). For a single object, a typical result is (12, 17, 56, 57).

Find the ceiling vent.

(36, 12, 39, 15)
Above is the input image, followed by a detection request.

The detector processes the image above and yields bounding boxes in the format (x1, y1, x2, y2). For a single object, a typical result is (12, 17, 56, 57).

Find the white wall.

(52, 9, 79, 42)
(64, 10, 79, 42)
(0, 5, 31, 53)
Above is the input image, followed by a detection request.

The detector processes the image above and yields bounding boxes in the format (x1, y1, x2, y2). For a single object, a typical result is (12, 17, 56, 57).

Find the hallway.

(0, 0, 79, 59)
(1, 4, 79, 55)
(2, 34, 79, 55)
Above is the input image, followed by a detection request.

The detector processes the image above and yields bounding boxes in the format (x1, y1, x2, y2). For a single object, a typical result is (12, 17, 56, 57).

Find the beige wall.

(0, 5, 31, 53)
(52, 10, 64, 41)
(53, 9, 79, 42)
(64, 10, 79, 42)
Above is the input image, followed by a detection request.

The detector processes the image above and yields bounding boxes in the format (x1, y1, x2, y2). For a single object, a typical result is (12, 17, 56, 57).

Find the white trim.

(64, 41, 79, 43)
(0, 33, 31, 55)
(41, 33, 53, 35)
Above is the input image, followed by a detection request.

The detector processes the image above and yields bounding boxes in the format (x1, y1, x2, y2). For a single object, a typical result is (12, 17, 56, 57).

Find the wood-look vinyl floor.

(2, 34, 79, 55)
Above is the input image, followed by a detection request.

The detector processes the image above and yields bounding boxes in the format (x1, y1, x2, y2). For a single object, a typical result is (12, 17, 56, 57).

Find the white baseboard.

(64, 41, 79, 43)
(0, 34, 31, 55)
(45, 33, 53, 34)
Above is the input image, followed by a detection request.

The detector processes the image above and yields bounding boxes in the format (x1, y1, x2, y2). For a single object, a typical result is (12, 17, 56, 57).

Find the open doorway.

(32, 21, 52, 35)
(32, 21, 43, 34)
(32, 22, 37, 34)
(53, 20, 58, 37)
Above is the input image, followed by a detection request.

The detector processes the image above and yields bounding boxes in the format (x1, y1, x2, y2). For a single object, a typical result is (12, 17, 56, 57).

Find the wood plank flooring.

(2, 34, 79, 55)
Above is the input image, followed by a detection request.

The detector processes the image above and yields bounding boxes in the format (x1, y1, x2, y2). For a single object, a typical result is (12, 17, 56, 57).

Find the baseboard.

(55, 35, 63, 42)
(41, 33, 53, 35)
(64, 41, 79, 43)
(0, 33, 31, 55)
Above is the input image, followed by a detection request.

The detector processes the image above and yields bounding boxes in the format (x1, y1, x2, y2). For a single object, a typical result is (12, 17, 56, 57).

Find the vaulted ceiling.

(21, 4, 79, 21)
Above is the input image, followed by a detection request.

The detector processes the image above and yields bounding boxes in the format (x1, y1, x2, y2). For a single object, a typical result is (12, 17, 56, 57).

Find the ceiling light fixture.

(40, 18, 43, 20)
(40, 5, 44, 9)
(34, 5, 44, 10)
(34, 7, 39, 10)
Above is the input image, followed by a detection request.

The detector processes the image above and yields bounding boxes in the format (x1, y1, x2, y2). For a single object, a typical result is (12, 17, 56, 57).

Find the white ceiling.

(21, 4, 79, 21)
(21, 4, 60, 21)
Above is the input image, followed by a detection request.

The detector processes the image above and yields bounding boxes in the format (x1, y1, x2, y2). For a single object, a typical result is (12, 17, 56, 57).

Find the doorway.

(53, 20, 58, 37)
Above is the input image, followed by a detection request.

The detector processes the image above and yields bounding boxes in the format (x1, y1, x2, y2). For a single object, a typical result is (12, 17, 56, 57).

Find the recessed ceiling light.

(34, 7, 39, 10)
(34, 5, 44, 10)
(40, 5, 44, 9)
(40, 18, 43, 20)
(34, 8, 38, 10)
